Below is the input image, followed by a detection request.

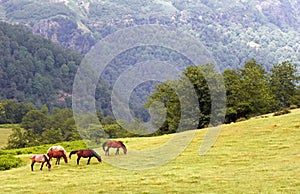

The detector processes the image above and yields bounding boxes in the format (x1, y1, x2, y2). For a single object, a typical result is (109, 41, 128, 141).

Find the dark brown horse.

(30, 154, 51, 171)
(102, 140, 127, 155)
(47, 145, 68, 164)
(69, 149, 102, 165)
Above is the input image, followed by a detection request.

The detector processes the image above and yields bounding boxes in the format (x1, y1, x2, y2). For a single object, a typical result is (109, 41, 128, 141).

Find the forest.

(2, 58, 299, 149)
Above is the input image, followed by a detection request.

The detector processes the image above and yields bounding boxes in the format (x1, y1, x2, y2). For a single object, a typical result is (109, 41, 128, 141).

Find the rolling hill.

(0, 109, 299, 193)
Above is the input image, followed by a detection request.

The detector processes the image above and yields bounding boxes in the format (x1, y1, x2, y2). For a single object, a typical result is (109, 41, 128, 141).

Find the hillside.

(0, 109, 299, 193)
(0, 22, 112, 113)
(0, 0, 299, 71)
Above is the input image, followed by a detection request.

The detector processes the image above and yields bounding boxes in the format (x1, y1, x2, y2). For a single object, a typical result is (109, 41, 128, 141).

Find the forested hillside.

(0, 0, 299, 70)
(0, 22, 82, 108)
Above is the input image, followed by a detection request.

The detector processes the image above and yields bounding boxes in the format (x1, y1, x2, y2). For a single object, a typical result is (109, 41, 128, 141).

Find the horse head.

(97, 156, 102, 163)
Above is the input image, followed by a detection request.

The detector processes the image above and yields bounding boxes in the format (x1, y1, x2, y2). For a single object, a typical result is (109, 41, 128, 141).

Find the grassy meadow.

(0, 110, 299, 193)
(0, 124, 13, 148)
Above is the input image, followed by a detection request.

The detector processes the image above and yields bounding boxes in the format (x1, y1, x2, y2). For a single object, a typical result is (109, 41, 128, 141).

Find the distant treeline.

(2, 59, 299, 148)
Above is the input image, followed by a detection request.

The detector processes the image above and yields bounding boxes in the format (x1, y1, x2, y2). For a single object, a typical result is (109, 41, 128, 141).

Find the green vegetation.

(0, 154, 23, 171)
(0, 109, 299, 193)
(0, 21, 83, 109)
(1, 59, 299, 148)
(146, 60, 299, 134)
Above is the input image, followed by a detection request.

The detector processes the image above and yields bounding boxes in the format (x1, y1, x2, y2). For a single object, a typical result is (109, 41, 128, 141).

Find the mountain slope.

(0, 21, 82, 108)
(0, 0, 299, 71)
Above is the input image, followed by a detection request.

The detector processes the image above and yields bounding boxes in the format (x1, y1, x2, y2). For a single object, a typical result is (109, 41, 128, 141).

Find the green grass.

(0, 110, 299, 193)
(0, 125, 14, 148)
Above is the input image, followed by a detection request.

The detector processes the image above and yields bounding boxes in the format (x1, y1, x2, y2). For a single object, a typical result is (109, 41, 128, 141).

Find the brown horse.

(69, 149, 102, 165)
(47, 145, 68, 164)
(102, 140, 127, 155)
(30, 154, 51, 171)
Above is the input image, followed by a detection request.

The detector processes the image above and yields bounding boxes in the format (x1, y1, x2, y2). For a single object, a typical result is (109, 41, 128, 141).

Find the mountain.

(0, 0, 299, 71)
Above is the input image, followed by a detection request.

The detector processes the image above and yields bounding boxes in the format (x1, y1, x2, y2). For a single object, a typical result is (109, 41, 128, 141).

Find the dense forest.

(0, 22, 82, 109)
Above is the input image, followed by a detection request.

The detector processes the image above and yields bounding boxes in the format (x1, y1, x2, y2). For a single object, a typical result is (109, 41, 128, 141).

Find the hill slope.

(0, 109, 299, 193)
(0, 22, 83, 109)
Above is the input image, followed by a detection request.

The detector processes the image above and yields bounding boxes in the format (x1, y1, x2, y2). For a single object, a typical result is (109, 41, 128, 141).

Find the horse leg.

(116, 148, 119, 155)
(77, 156, 81, 165)
(87, 157, 91, 165)
(31, 161, 35, 171)
(40, 162, 44, 171)
(105, 148, 110, 156)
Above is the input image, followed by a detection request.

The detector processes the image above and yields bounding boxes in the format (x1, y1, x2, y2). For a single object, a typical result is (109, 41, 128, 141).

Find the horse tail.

(102, 142, 107, 151)
(69, 150, 78, 159)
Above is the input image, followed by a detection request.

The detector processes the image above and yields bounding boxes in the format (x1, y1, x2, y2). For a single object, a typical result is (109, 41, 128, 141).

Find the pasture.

(0, 125, 13, 148)
(0, 110, 299, 193)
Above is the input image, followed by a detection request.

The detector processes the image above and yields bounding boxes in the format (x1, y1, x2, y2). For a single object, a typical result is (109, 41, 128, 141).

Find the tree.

(21, 110, 48, 135)
(145, 64, 224, 134)
(0, 100, 35, 124)
(240, 60, 275, 115)
(7, 127, 26, 149)
(269, 61, 299, 109)
(40, 128, 63, 144)
(224, 60, 276, 121)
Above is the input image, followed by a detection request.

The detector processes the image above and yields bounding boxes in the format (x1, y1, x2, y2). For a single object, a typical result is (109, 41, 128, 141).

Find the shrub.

(0, 155, 23, 171)
(289, 104, 298, 109)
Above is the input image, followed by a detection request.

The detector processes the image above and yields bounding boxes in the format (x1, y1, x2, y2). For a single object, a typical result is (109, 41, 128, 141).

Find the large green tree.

(224, 60, 277, 122)
(269, 61, 299, 109)
(145, 64, 224, 134)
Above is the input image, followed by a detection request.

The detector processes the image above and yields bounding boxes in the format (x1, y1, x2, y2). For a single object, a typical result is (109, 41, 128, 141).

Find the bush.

(289, 104, 298, 109)
(0, 155, 23, 171)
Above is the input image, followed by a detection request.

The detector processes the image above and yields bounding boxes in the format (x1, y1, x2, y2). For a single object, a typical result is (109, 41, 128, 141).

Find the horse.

(102, 140, 127, 156)
(30, 154, 51, 171)
(69, 149, 102, 165)
(47, 145, 68, 164)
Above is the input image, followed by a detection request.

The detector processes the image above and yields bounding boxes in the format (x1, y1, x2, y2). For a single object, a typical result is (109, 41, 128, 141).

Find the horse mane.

(118, 141, 126, 148)
(90, 149, 101, 159)
(43, 154, 50, 165)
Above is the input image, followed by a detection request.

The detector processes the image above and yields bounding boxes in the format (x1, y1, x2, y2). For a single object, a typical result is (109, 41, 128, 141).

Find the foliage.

(0, 21, 84, 110)
(146, 63, 224, 134)
(224, 60, 299, 122)
(0, 100, 35, 124)
(7, 107, 81, 149)
(0, 154, 23, 171)
(269, 61, 299, 109)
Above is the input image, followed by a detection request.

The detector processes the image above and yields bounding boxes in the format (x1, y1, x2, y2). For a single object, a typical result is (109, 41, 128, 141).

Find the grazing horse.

(102, 140, 127, 156)
(30, 154, 51, 171)
(69, 149, 102, 165)
(47, 145, 68, 164)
